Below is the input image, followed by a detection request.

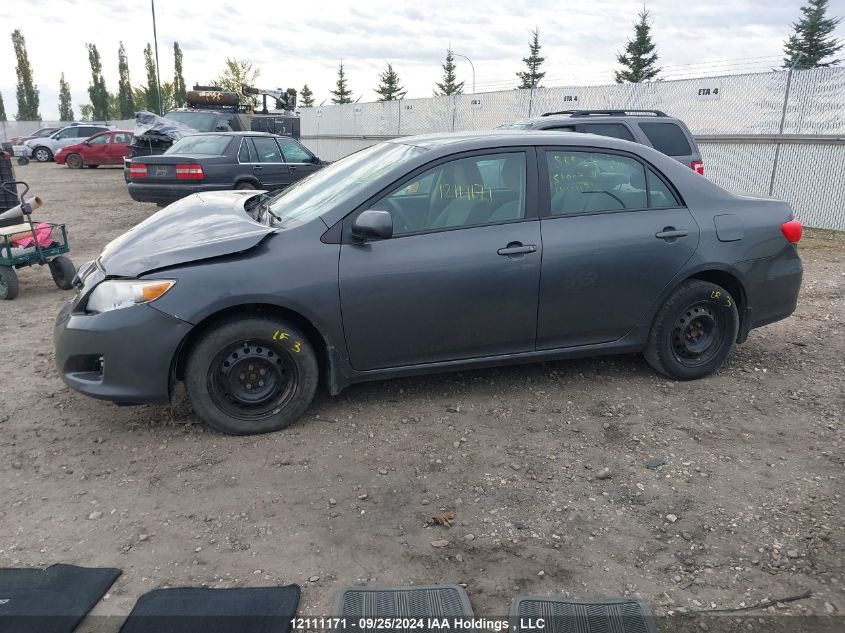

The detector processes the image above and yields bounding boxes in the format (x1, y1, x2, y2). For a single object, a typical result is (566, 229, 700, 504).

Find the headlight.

(86, 279, 175, 313)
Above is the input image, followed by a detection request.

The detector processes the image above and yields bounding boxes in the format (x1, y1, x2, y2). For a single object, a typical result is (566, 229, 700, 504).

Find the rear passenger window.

(546, 150, 647, 215)
(251, 137, 282, 163)
(638, 122, 692, 156)
(647, 167, 680, 208)
(238, 138, 253, 162)
(581, 123, 635, 142)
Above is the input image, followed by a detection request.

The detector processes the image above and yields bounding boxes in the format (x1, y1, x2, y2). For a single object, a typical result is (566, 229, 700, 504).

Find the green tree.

(173, 42, 187, 106)
(375, 63, 406, 101)
(0, 92, 7, 122)
(330, 61, 353, 104)
(783, 0, 842, 68)
(79, 104, 93, 121)
(299, 84, 315, 107)
(58, 73, 74, 120)
(116, 42, 135, 118)
(12, 29, 40, 120)
(214, 58, 260, 107)
(614, 9, 661, 83)
(516, 28, 546, 89)
(86, 43, 109, 120)
(435, 48, 464, 96)
(143, 43, 161, 113)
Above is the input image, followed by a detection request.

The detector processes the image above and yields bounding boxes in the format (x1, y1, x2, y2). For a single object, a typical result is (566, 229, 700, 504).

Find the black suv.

(498, 109, 704, 175)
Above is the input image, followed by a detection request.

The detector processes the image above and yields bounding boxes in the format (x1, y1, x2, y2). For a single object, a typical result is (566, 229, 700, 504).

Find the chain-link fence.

(299, 68, 845, 230)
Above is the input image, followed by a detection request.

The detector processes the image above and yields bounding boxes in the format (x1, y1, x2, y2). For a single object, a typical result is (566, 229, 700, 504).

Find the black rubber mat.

(335, 585, 473, 631)
(118, 585, 300, 633)
(0, 563, 121, 633)
(511, 596, 657, 633)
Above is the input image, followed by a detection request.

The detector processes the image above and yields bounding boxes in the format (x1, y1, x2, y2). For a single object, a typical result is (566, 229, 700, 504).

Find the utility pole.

(151, 0, 163, 115)
(768, 52, 802, 196)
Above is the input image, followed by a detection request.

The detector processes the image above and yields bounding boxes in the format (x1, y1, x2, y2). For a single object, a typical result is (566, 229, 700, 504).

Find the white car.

(25, 123, 113, 162)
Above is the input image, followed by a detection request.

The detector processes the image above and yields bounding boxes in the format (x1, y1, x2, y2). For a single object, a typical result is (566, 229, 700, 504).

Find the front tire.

(33, 147, 53, 162)
(644, 279, 739, 380)
(49, 256, 76, 290)
(65, 153, 83, 169)
(185, 316, 319, 435)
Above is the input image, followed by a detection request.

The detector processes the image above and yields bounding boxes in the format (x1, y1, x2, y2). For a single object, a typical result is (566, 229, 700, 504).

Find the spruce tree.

(375, 63, 406, 101)
(86, 43, 109, 120)
(143, 43, 161, 114)
(516, 28, 546, 89)
(0, 92, 7, 122)
(58, 73, 74, 121)
(117, 42, 135, 118)
(614, 9, 661, 83)
(173, 42, 187, 106)
(435, 48, 464, 96)
(783, 0, 842, 68)
(330, 61, 353, 104)
(299, 84, 315, 107)
(12, 29, 41, 120)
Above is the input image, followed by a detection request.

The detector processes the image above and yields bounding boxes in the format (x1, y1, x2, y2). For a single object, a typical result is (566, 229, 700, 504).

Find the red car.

(54, 130, 134, 169)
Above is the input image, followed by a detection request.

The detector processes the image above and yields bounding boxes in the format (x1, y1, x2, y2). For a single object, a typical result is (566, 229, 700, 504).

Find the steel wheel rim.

(67, 155, 81, 168)
(207, 339, 298, 421)
(36, 149, 49, 161)
(671, 301, 725, 367)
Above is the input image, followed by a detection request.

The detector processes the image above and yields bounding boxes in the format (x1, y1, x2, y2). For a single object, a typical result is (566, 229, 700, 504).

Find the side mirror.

(352, 209, 393, 241)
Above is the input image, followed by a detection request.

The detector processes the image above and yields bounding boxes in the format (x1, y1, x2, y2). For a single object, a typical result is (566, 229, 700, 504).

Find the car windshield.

(266, 142, 426, 227)
(166, 134, 232, 155)
(164, 111, 219, 132)
(497, 121, 533, 130)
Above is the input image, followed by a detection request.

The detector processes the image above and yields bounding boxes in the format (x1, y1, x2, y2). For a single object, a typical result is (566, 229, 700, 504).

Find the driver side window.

(373, 152, 527, 236)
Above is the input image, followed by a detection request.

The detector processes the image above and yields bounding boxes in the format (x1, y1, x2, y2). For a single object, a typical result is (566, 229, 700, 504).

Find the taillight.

(691, 160, 704, 175)
(780, 220, 802, 244)
(129, 163, 147, 179)
(175, 164, 204, 179)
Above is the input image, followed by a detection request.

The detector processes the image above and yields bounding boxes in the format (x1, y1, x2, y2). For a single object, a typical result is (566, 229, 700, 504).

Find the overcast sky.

(2, 0, 843, 120)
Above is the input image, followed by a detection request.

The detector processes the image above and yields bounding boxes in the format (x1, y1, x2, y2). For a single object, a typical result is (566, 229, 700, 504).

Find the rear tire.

(65, 153, 83, 169)
(235, 181, 256, 190)
(49, 256, 76, 290)
(185, 316, 319, 435)
(33, 147, 53, 162)
(644, 279, 739, 380)
(0, 266, 19, 300)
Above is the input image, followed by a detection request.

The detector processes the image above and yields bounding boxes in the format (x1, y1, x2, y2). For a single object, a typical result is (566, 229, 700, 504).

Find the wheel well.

(234, 177, 260, 188)
(687, 270, 746, 311)
(173, 303, 329, 387)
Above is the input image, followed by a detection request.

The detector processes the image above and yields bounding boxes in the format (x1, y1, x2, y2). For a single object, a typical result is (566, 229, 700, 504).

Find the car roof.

(183, 131, 285, 138)
(391, 129, 644, 152)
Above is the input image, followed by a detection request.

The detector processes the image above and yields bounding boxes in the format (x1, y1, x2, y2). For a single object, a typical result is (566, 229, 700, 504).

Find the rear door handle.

(497, 243, 537, 256)
(655, 228, 689, 240)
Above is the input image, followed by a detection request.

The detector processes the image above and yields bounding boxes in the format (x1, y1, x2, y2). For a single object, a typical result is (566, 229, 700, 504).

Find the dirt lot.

(0, 162, 843, 626)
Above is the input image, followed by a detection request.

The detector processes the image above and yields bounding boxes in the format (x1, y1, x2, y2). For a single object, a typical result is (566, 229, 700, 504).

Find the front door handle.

(497, 242, 537, 256)
(253, 165, 263, 172)
(655, 227, 689, 240)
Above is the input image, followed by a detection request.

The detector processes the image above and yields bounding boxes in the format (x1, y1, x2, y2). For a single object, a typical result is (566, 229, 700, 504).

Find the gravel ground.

(0, 163, 843, 627)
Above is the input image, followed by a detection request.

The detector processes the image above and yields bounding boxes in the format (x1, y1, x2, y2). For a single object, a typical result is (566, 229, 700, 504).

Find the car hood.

(99, 190, 274, 277)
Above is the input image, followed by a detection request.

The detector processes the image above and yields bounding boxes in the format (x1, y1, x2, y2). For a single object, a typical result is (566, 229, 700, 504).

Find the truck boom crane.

(242, 86, 297, 113)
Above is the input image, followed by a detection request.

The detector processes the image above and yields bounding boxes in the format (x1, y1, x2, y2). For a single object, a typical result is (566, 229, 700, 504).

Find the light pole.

(452, 52, 475, 94)
(151, 0, 163, 115)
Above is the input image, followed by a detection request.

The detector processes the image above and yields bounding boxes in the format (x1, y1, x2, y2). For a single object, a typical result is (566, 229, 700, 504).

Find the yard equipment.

(0, 181, 75, 300)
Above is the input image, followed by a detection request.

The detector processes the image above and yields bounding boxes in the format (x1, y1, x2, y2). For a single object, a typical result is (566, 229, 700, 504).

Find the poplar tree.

(435, 48, 464, 96)
(173, 42, 187, 106)
(614, 9, 661, 83)
(143, 43, 161, 114)
(516, 28, 546, 89)
(87, 43, 109, 120)
(117, 42, 135, 118)
(58, 73, 74, 120)
(0, 92, 7, 122)
(330, 61, 353, 104)
(12, 29, 41, 120)
(375, 63, 406, 101)
(299, 84, 314, 107)
(783, 0, 842, 68)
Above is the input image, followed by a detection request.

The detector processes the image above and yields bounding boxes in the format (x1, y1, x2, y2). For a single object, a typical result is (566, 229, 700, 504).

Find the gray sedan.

(55, 131, 803, 435)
